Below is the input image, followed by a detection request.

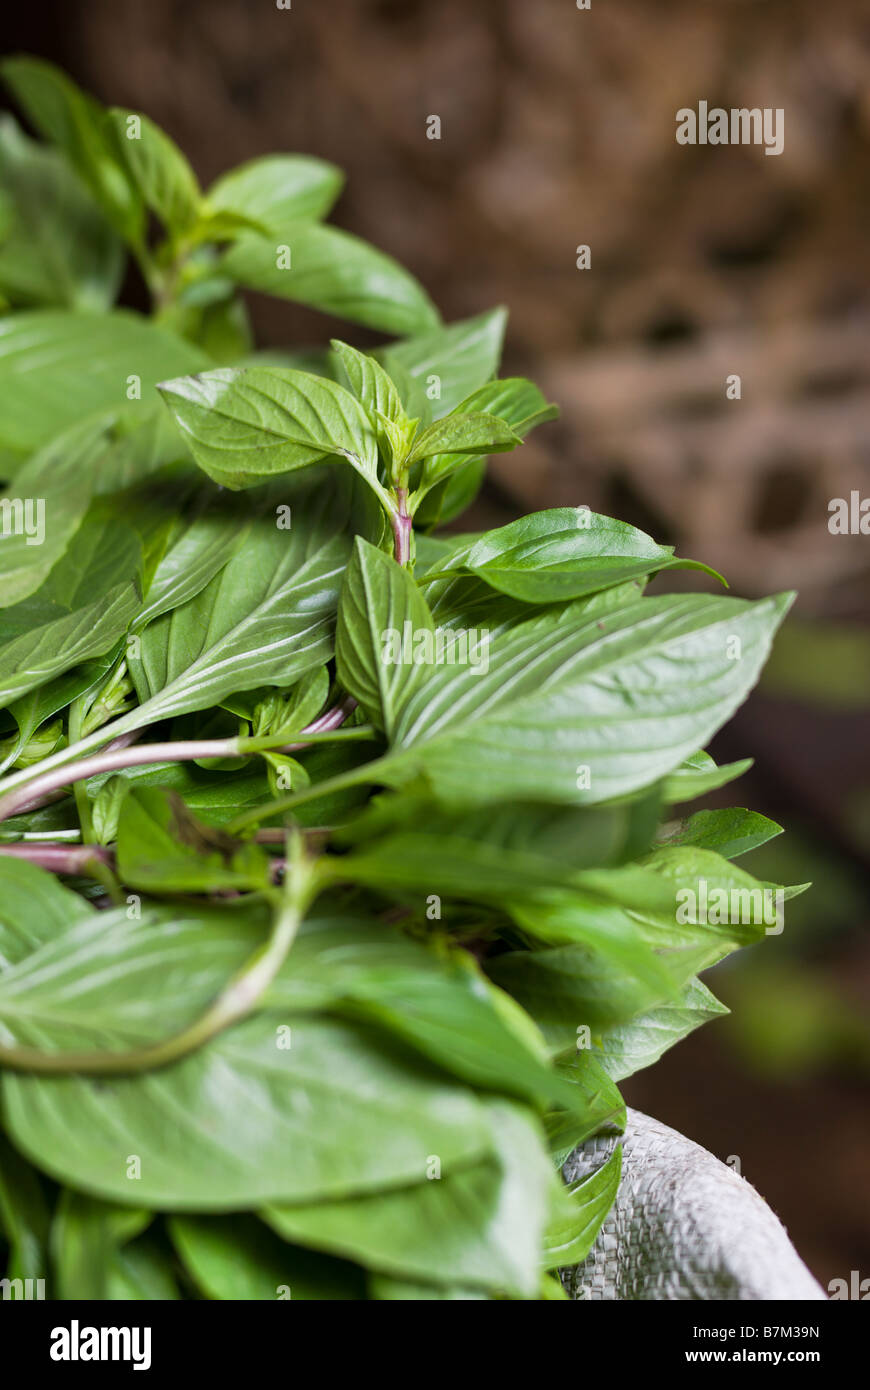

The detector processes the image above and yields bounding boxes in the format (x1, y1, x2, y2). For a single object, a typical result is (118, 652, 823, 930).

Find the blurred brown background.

(4, 0, 869, 1290)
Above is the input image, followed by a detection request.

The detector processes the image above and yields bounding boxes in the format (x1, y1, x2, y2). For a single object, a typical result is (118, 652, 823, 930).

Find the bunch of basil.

(0, 59, 800, 1300)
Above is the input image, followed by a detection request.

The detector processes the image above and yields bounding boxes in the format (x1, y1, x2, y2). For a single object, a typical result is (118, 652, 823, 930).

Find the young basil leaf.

(377, 306, 507, 419)
(206, 154, 344, 231)
(116, 787, 270, 893)
(158, 364, 382, 495)
(107, 108, 201, 238)
(329, 339, 407, 427)
(0, 720, 63, 774)
(222, 666, 330, 739)
(406, 411, 521, 468)
(89, 775, 128, 847)
(416, 377, 557, 491)
(454, 376, 559, 435)
(222, 223, 439, 336)
(0, 115, 123, 311)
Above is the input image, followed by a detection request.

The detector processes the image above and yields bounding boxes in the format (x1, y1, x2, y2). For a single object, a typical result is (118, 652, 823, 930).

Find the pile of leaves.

(0, 60, 801, 1301)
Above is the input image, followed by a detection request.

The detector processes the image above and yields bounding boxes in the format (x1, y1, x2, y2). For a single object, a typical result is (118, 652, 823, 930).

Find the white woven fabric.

(561, 1109, 826, 1300)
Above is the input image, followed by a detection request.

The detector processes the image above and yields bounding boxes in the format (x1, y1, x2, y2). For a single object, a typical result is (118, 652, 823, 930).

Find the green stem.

(68, 694, 94, 845)
(390, 487, 413, 567)
(0, 709, 145, 803)
(225, 757, 392, 835)
(0, 727, 375, 825)
(0, 845, 319, 1075)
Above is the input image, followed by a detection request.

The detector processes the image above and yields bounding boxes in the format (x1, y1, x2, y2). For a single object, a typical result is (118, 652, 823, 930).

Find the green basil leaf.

(595, 977, 728, 1082)
(545, 1052, 626, 1166)
(638, 844, 807, 949)
(335, 536, 434, 728)
(0, 857, 93, 964)
(0, 893, 265, 1052)
(3, 1014, 493, 1208)
(417, 377, 557, 490)
(51, 1191, 158, 1300)
(170, 1214, 364, 1300)
(132, 491, 250, 632)
(106, 1235, 181, 1300)
(344, 564, 793, 806)
(414, 457, 487, 527)
(655, 807, 783, 859)
(223, 223, 439, 336)
(334, 792, 658, 903)
(0, 310, 207, 464)
(206, 154, 344, 231)
(125, 474, 357, 726)
(0, 1131, 50, 1284)
(425, 570, 646, 639)
(108, 108, 201, 237)
(1, 57, 142, 243)
(0, 514, 143, 706)
(662, 750, 754, 802)
(543, 1146, 622, 1270)
(0, 408, 188, 608)
(487, 934, 677, 1045)
(89, 775, 128, 847)
(329, 338, 407, 427)
(407, 411, 520, 467)
(439, 508, 723, 604)
(265, 1103, 552, 1298)
(0, 652, 120, 777)
(223, 666, 330, 737)
(0, 115, 123, 311)
(116, 787, 270, 893)
(377, 307, 507, 419)
(265, 913, 578, 1110)
(158, 364, 381, 493)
